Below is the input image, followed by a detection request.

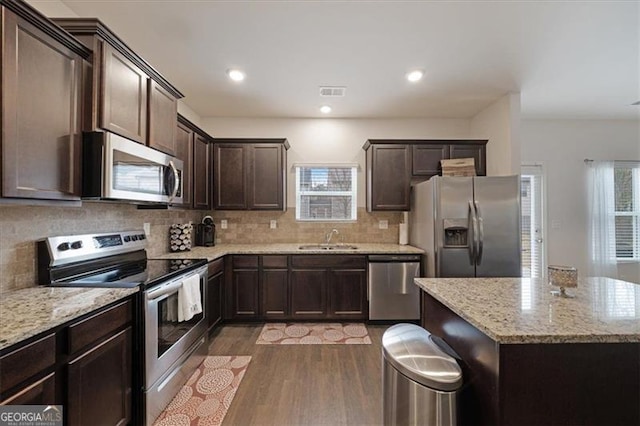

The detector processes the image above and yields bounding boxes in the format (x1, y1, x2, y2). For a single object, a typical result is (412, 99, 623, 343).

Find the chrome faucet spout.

(325, 228, 339, 244)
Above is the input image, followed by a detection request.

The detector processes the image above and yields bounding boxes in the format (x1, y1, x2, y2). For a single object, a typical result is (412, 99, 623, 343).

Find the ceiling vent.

(319, 86, 346, 97)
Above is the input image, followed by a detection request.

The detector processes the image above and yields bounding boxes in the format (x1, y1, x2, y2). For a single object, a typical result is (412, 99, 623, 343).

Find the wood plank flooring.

(207, 323, 389, 426)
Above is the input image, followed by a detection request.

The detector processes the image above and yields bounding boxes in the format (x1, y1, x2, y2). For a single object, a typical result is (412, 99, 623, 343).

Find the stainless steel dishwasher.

(368, 254, 422, 320)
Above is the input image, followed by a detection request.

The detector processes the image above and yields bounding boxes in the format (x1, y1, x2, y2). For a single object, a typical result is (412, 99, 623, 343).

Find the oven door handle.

(147, 281, 183, 302)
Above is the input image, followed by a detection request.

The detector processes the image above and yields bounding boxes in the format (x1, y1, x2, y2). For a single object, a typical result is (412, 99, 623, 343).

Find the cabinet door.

(175, 121, 193, 207)
(148, 80, 177, 155)
(213, 144, 247, 209)
(449, 143, 486, 176)
(232, 269, 259, 318)
(412, 144, 449, 177)
(100, 43, 148, 144)
(262, 270, 289, 319)
(369, 144, 411, 211)
(2, 11, 83, 200)
(207, 273, 223, 330)
(193, 135, 210, 209)
(0, 373, 56, 405)
(290, 270, 327, 319)
(328, 269, 367, 319)
(249, 144, 284, 210)
(67, 327, 131, 426)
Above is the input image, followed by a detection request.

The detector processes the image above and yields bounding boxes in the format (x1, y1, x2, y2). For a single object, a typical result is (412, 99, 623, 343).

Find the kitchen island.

(416, 277, 640, 426)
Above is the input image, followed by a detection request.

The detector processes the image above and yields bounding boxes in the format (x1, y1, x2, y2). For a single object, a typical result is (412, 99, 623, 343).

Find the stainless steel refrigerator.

(410, 175, 522, 278)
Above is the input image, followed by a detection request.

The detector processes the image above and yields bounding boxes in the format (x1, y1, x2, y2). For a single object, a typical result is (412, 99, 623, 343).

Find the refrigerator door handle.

(468, 200, 477, 265)
(475, 200, 484, 265)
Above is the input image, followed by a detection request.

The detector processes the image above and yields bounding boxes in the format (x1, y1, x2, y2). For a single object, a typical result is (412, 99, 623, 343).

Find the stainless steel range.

(38, 230, 208, 425)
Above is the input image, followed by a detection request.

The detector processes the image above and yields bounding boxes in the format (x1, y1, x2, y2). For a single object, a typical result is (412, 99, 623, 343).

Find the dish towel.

(177, 274, 202, 322)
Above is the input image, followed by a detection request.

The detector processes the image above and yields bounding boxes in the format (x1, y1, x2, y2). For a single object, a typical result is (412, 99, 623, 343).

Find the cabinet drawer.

(291, 255, 366, 269)
(232, 255, 259, 269)
(262, 255, 288, 269)
(208, 258, 224, 276)
(0, 334, 55, 395)
(67, 299, 132, 356)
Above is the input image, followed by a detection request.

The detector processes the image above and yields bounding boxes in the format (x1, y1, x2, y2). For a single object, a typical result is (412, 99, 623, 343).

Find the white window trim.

(295, 166, 357, 222)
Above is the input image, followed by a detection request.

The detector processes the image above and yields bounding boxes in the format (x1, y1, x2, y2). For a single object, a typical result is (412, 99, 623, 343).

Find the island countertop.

(157, 243, 423, 261)
(415, 277, 640, 344)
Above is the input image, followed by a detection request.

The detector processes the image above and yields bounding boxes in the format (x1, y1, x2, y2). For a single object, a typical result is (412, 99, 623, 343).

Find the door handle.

(475, 200, 484, 265)
(468, 201, 477, 266)
(167, 160, 180, 202)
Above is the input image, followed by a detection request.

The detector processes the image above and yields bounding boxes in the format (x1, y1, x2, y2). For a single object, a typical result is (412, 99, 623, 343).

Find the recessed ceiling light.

(406, 70, 424, 83)
(320, 105, 332, 114)
(227, 69, 245, 82)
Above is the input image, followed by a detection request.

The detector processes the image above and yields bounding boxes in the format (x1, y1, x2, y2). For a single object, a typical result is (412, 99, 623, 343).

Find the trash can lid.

(382, 323, 462, 391)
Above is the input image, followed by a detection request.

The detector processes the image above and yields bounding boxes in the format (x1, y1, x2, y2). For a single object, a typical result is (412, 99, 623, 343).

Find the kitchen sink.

(298, 244, 359, 250)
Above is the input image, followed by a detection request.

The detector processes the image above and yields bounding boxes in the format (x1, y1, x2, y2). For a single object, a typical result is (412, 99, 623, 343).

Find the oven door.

(144, 265, 207, 388)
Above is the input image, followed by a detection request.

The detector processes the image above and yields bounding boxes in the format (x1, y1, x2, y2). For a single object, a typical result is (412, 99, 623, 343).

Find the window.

(614, 164, 640, 260)
(295, 165, 357, 221)
(521, 165, 545, 278)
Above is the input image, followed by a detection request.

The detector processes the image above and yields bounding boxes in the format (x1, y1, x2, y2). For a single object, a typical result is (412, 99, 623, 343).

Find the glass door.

(521, 165, 545, 277)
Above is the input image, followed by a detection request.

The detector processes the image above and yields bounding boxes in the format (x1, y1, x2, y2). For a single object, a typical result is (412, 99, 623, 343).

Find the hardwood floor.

(207, 323, 389, 426)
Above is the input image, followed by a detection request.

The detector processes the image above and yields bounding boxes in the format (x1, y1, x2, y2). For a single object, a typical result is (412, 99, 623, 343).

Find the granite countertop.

(0, 287, 138, 351)
(158, 243, 424, 261)
(415, 277, 640, 344)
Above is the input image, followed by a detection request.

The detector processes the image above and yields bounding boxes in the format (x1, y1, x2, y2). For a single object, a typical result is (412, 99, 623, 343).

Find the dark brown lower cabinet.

(262, 270, 289, 319)
(0, 373, 56, 405)
(232, 270, 260, 318)
(290, 270, 328, 319)
(67, 327, 132, 426)
(207, 259, 224, 333)
(328, 269, 367, 319)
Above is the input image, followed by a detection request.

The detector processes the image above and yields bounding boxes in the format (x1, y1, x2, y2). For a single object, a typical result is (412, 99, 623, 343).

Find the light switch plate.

(143, 222, 151, 236)
(221, 219, 228, 229)
(379, 220, 388, 230)
(270, 220, 277, 229)
(551, 219, 561, 230)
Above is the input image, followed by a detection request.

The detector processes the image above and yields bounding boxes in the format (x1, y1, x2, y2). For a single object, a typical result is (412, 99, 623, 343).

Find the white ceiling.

(50, 1, 640, 119)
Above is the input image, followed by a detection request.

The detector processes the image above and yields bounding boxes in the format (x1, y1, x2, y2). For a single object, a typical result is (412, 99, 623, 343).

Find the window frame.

(295, 165, 358, 222)
(614, 164, 640, 262)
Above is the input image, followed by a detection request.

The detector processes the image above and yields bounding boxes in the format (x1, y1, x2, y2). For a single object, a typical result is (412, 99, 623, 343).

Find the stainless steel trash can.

(382, 323, 463, 426)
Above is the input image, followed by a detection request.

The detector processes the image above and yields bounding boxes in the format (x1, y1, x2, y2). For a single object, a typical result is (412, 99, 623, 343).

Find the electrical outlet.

(143, 222, 151, 236)
(221, 219, 228, 229)
(551, 219, 561, 230)
(379, 220, 388, 230)
(270, 220, 277, 229)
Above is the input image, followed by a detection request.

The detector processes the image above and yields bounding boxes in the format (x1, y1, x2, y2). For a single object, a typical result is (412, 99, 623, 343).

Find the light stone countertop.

(415, 277, 640, 344)
(0, 287, 138, 351)
(157, 243, 424, 261)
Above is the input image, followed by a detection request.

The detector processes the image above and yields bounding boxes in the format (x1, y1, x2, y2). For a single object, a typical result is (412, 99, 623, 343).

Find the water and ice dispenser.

(443, 219, 468, 247)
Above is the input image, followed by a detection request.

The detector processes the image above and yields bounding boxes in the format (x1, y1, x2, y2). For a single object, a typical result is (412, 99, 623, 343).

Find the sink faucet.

(325, 228, 339, 244)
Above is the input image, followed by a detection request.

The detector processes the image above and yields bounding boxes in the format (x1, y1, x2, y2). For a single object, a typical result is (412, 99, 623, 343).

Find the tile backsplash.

(0, 204, 402, 293)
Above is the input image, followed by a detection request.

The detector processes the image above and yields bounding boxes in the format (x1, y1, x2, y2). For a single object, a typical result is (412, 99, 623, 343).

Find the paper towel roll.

(399, 223, 408, 245)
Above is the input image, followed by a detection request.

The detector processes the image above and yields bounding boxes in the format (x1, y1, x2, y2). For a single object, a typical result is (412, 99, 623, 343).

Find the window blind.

(614, 163, 640, 260)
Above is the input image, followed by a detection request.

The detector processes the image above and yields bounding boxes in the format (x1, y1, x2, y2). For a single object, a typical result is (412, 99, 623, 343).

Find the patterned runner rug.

(256, 322, 372, 344)
(153, 355, 251, 426)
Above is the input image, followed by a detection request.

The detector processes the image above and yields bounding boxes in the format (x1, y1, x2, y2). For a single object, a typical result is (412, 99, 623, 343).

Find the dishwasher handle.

(368, 254, 422, 262)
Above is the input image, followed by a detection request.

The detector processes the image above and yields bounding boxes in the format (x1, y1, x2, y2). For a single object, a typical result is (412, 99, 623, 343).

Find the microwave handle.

(168, 160, 180, 202)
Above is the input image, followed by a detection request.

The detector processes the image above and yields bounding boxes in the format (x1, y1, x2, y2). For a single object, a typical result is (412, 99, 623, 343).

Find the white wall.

(470, 93, 521, 176)
(521, 119, 640, 283)
(200, 117, 471, 207)
(26, 0, 78, 16)
(177, 101, 203, 127)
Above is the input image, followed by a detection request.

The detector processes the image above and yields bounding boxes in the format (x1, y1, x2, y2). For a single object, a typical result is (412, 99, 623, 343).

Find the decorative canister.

(548, 265, 578, 297)
(169, 222, 192, 252)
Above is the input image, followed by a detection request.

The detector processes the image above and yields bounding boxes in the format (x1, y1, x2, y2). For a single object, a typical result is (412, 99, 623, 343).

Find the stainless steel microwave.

(83, 131, 184, 205)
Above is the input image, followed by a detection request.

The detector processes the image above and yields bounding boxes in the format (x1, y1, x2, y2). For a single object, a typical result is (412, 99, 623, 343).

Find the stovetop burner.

(38, 230, 207, 289)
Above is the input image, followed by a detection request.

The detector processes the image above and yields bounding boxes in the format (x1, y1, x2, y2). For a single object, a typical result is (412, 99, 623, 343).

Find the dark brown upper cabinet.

(176, 114, 214, 210)
(1, 1, 91, 202)
(53, 18, 183, 150)
(364, 139, 488, 211)
(213, 139, 289, 211)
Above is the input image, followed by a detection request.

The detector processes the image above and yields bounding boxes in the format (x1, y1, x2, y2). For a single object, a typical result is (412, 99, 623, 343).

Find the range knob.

(131, 235, 138, 241)
(57, 242, 71, 251)
(70, 241, 83, 250)
(138, 234, 146, 240)
(123, 236, 131, 242)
